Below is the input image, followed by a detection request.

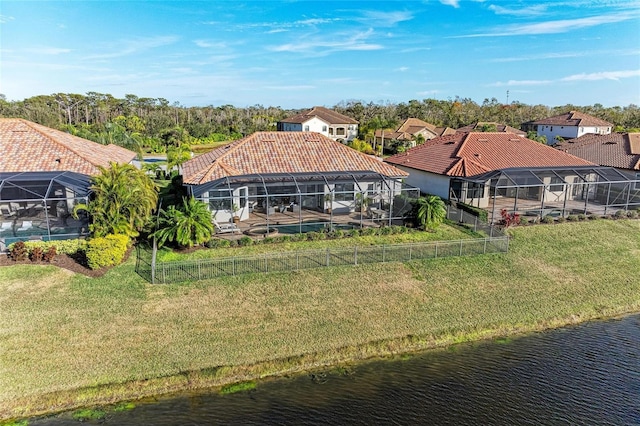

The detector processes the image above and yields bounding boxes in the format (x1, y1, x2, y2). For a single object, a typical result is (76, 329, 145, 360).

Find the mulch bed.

(0, 248, 134, 278)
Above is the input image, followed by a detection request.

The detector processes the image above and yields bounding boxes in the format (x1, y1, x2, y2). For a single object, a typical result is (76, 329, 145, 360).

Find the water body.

(35, 315, 640, 425)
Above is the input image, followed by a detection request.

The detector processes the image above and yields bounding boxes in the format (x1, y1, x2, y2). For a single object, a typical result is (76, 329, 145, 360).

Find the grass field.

(1, 220, 639, 421)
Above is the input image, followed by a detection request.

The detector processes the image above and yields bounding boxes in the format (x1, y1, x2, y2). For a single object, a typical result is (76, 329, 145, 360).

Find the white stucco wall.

(537, 124, 612, 143)
(395, 166, 451, 199)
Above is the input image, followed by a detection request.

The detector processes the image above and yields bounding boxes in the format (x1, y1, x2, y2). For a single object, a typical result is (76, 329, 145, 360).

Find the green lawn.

(1, 220, 639, 421)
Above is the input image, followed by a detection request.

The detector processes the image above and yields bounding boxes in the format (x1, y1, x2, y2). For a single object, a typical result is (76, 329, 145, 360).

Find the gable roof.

(384, 132, 595, 178)
(527, 111, 613, 127)
(279, 106, 358, 125)
(182, 132, 407, 185)
(456, 121, 526, 136)
(0, 118, 136, 175)
(555, 133, 640, 171)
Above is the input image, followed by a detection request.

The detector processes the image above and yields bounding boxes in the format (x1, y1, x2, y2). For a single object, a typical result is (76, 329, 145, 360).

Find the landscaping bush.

(614, 210, 627, 218)
(306, 231, 325, 241)
(85, 234, 129, 270)
(43, 246, 57, 262)
(205, 238, 230, 249)
(627, 210, 638, 219)
(556, 216, 567, 223)
(588, 214, 600, 220)
(379, 226, 393, 235)
(348, 229, 361, 238)
(238, 236, 253, 246)
(519, 216, 529, 226)
(30, 246, 44, 262)
(17, 239, 86, 256)
(9, 241, 28, 261)
(541, 215, 555, 224)
(455, 202, 489, 222)
(361, 227, 377, 236)
(566, 214, 578, 222)
(577, 214, 587, 221)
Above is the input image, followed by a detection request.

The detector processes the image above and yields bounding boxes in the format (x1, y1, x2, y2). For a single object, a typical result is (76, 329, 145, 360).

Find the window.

(549, 177, 564, 192)
(304, 125, 310, 131)
(336, 127, 346, 136)
(333, 183, 354, 201)
(322, 125, 327, 132)
(329, 128, 334, 135)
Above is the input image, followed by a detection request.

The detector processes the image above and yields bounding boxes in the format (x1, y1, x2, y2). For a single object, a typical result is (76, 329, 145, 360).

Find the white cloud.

(264, 85, 315, 90)
(453, 11, 638, 37)
(561, 69, 640, 81)
(396, 67, 409, 72)
(25, 47, 71, 55)
(269, 29, 383, 55)
(193, 40, 228, 49)
(488, 4, 547, 16)
(440, 0, 460, 8)
(490, 79, 553, 87)
(0, 14, 15, 24)
(85, 36, 179, 60)
(359, 10, 414, 26)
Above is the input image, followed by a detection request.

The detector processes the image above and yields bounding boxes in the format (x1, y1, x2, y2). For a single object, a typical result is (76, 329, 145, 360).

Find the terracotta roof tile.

(456, 121, 526, 136)
(555, 133, 640, 171)
(280, 106, 358, 125)
(385, 132, 595, 177)
(182, 132, 407, 185)
(527, 111, 613, 127)
(0, 118, 136, 175)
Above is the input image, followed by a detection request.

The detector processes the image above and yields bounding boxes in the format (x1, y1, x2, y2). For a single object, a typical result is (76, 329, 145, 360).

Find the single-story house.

(384, 132, 640, 222)
(522, 111, 613, 144)
(374, 118, 456, 148)
(0, 118, 136, 249)
(181, 132, 419, 233)
(277, 106, 359, 143)
(555, 133, 640, 184)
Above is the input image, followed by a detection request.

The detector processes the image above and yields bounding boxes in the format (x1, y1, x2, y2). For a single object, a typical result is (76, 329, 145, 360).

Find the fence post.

(265, 255, 268, 273)
(474, 216, 478, 232)
(198, 260, 201, 280)
(296, 252, 299, 270)
(232, 257, 236, 276)
(409, 245, 412, 261)
(382, 244, 386, 262)
(354, 246, 358, 266)
(460, 239, 463, 256)
(435, 242, 438, 258)
(162, 263, 166, 284)
(484, 238, 488, 254)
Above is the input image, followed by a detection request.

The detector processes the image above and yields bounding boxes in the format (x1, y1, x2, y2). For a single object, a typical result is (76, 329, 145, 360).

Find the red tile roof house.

(0, 118, 136, 250)
(384, 132, 639, 222)
(181, 132, 419, 233)
(373, 118, 456, 150)
(456, 121, 526, 137)
(556, 132, 640, 192)
(277, 106, 359, 143)
(522, 111, 613, 145)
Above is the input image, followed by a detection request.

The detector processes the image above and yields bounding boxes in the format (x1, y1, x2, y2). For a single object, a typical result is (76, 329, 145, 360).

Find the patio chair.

(213, 219, 241, 234)
(1, 221, 13, 233)
(16, 221, 33, 232)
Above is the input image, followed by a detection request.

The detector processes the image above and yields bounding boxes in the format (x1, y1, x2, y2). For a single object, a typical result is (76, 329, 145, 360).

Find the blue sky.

(1, 0, 639, 108)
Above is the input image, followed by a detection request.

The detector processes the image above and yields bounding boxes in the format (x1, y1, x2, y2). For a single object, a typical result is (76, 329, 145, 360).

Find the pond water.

(34, 314, 640, 425)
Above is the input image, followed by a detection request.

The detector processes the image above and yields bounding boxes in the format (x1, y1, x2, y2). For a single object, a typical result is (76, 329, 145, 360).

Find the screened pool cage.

(186, 171, 421, 235)
(453, 166, 640, 224)
(0, 171, 90, 250)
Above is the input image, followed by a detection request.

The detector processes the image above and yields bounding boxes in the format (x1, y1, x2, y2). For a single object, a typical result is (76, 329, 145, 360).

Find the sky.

(1, 0, 639, 109)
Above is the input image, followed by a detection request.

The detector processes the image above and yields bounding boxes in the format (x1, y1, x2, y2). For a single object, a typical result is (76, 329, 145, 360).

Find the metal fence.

(446, 203, 503, 237)
(135, 236, 509, 284)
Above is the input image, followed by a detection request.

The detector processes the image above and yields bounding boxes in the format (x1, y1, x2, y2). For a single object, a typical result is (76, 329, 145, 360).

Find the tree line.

(1, 92, 639, 154)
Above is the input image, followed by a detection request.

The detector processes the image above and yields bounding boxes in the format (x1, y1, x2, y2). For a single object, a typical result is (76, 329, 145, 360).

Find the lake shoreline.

(13, 308, 640, 423)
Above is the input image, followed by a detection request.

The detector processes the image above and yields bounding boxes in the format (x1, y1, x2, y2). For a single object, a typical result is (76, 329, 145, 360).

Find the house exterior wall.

(279, 122, 303, 132)
(395, 166, 451, 199)
(537, 125, 612, 143)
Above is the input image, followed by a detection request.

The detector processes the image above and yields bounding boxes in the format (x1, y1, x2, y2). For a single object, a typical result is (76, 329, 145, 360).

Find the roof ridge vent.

(604, 141, 617, 144)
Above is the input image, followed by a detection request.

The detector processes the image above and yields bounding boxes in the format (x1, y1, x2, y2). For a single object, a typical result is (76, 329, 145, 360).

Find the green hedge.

(85, 234, 130, 270)
(455, 202, 489, 222)
(8, 239, 87, 256)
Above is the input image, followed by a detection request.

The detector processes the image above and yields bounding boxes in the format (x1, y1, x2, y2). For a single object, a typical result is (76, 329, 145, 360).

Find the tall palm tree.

(74, 162, 158, 238)
(414, 195, 447, 230)
(153, 197, 213, 248)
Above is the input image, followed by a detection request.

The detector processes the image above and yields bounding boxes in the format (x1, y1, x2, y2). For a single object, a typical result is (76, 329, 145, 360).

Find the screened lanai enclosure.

(187, 171, 421, 235)
(453, 166, 640, 224)
(0, 171, 90, 250)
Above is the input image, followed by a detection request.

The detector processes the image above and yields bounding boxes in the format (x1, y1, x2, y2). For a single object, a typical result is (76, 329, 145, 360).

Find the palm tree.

(153, 197, 214, 248)
(414, 195, 447, 230)
(74, 162, 158, 238)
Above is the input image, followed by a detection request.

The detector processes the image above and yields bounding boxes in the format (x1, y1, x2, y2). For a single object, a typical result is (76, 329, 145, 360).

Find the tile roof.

(182, 132, 407, 185)
(0, 118, 136, 175)
(527, 111, 613, 127)
(456, 121, 526, 136)
(279, 106, 358, 125)
(384, 132, 595, 177)
(555, 133, 640, 171)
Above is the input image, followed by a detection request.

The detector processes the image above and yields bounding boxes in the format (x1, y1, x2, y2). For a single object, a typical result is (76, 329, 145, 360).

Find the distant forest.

(1, 92, 639, 154)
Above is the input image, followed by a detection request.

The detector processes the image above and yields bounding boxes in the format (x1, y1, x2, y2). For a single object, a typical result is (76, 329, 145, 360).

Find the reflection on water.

(34, 315, 640, 425)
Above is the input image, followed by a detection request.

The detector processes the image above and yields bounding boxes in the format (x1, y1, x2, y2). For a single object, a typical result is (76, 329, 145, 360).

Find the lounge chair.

(213, 219, 241, 234)
(1, 221, 12, 232)
(16, 221, 33, 232)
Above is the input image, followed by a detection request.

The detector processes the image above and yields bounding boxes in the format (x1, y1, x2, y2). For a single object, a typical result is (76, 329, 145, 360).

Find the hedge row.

(85, 234, 130, 270)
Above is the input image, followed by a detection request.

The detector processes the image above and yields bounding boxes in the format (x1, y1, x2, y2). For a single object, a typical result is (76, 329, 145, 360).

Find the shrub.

(289, 233, 305, 242)
(205, 238, 230, 249)
(541, 215, 555, 224)
(275, 235, 291, 243)
(43, 246, 57, 262)
(85, 234, 129, 270)
(330, 229, 345, 239)
(9, 241, 28, 261)
(19, 239, 86, 256)
(500, 209, 521, 227)
(379, 226, 393, 235)
(238, 236, 253, 246)
(577, 214, 587, 221)
(627, 210, 638, 219)
(228, 239, 238, 247)
(456, 202, 489, 222)
(519, 216, 529, 226)
(348, 229, 360, 238)
(614, 210, 627, 218)
(30, 246, 44, 262)
(588, 214, 600, 220)
(362, 227, 377, 236)
(556, 216, 567, 223)
(566, 214, 578, 222)
(306, 231, 324, 241)
(262, 237, 275, 244)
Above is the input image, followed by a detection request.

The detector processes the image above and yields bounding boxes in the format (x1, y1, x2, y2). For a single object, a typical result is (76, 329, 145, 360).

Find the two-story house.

(277, 106, 358, 142)
(522, 111, 613, 144)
